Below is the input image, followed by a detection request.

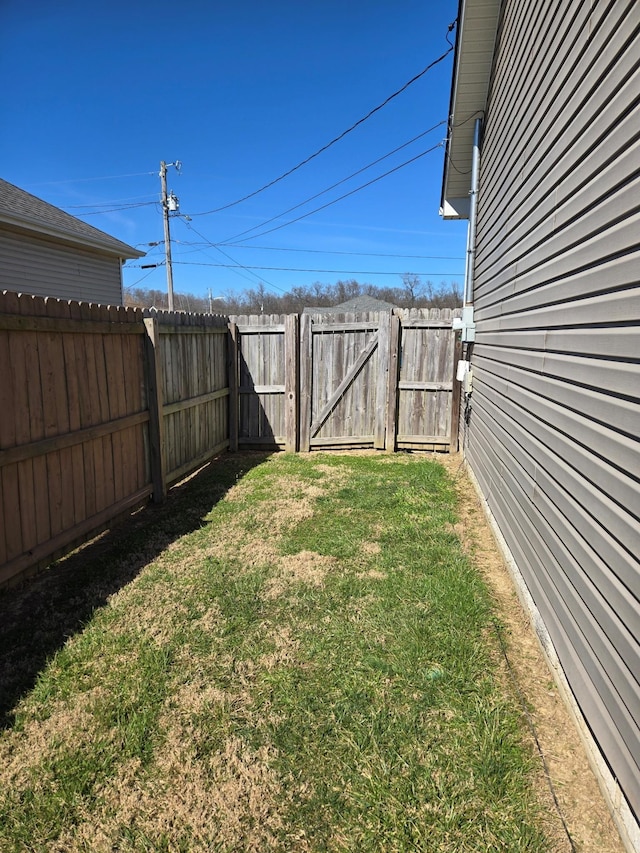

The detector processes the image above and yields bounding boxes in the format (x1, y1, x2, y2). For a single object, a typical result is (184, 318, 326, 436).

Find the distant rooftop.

(0, 177, 144, 258)
(303, 296, 397, 315)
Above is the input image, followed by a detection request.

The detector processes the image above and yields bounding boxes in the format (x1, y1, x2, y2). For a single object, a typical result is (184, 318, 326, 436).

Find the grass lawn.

(0, 452, 552, 852)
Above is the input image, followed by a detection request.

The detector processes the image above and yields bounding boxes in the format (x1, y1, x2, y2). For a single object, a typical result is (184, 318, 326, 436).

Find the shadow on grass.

(0, 450, 272, 730)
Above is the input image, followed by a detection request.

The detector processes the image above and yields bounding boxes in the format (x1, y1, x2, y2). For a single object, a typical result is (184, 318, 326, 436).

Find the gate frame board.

(385, 312, 401, 452)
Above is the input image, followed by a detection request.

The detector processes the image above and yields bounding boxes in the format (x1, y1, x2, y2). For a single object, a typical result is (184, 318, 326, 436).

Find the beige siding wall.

(465, 0, 640, 827)
(0, 230, 124, 305)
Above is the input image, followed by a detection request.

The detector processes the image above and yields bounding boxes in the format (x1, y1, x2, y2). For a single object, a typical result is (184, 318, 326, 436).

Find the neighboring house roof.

(440, 0, 501, 219)
(0, 177, 144, 259)
(303, 296, 396, 315)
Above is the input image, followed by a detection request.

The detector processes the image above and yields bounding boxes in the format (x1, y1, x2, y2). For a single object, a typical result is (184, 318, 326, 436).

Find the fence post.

(449, 331, 462, 453)
(228, 321, 239, 452)
(143, 316, 166, 502)
(299, 313, 312, 452)
(385, 312, 401, 453)
(374, 311, 391, 449)
(284, 314, 299, 452)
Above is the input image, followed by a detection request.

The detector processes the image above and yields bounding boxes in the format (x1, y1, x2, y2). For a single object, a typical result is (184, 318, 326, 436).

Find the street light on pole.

(208, 290, 225, 314)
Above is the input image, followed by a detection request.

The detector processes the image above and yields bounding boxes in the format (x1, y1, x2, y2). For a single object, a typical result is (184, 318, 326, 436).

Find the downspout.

(462, 117, 482, 330)
(454, 117, 482, 429)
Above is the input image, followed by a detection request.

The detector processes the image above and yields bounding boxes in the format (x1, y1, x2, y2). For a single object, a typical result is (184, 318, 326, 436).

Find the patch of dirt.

(107, 580, 191, 645)
(62, 733, 285, 852)
(264, 551, 336, 599)
(356, 569, 386, 580)
(436, 453, 625, 853)
(312, 462, 352, 483)
(0, 693, 103, 792)
(258, 626, 300, 671)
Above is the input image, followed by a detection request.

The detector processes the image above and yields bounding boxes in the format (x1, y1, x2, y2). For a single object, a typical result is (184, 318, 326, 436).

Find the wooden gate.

(299, 311, 394, 451)
(231, 314, 298, 451)
(395, 309, 461, 451)
(229, 308, 460, 453)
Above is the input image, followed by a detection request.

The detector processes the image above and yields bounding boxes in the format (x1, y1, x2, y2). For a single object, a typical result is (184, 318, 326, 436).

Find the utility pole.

(159, 160, 181, 311)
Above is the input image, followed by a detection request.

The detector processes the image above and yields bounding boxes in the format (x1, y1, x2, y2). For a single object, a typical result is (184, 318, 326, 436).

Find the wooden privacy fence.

(0, 292, 230, 586)
(0, 295, 459, 586)
(230, 308, 461, 453)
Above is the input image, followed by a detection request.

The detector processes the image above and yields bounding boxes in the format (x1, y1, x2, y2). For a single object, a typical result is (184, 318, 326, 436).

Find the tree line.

(124, 276, 462, 315)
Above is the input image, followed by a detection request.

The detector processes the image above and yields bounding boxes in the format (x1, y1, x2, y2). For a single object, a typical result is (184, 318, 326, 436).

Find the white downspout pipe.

(461, 117, 482, 341)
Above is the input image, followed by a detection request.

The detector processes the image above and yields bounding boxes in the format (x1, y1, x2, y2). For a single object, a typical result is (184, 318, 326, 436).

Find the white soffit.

(440, 0, 501, 219)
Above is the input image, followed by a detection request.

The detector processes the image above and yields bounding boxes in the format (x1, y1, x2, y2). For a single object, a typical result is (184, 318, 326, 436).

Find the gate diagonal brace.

(310, 332, 379, 438)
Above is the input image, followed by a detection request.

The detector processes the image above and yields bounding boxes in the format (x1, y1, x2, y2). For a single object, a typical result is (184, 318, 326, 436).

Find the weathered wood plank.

(398, 381, 453, 391)
(311, 321, 382, 333)
(17, 458, 37, 553)
(165, 438, 229, 487)
(299, 313, 313, 451)
(0, 411, 150, 469)
(284, 313, 299, 453)
(0, 314, 145, 334)
(449, 334, 462, 453)
(374, 312, 390, 449)
(310, 435, 375, 447)
(228, 322, 239, 452)
(235, 324, 285, 333)
(310, 332, 379, 438)
(0, 484, 151, 587)
(163, 388, 230, 416)
(396, 434, 451, 445)
(1, 463, 22, 561)
(0, 331, 16, 451)
(385, 313, 401, 452)
(239, 385, 285, 395)
(396, 320, 452, 328)
(143, 317, 166, 503)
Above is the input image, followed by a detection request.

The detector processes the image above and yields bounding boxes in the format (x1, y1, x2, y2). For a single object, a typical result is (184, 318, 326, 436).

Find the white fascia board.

(440, 0, 501, 219)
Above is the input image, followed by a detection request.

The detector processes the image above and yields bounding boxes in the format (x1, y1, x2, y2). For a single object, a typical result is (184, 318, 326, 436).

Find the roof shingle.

(0, 178, 144, 258)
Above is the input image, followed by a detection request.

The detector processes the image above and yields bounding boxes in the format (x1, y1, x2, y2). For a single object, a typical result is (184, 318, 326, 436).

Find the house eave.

(440, 0, 501, 220)
(0, 213, 145, 260)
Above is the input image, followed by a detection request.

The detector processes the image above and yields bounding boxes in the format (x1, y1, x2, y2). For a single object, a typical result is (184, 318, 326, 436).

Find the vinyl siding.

(0, 230, 124, 305)
(465, 0, 640, 825)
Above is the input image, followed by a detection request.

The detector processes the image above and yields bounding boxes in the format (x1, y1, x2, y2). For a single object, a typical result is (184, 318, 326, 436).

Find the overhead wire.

(74, 201, 158, 216)
(164, 261, 463, 277)
(180, 220, 287, 293)
(207, 121, 447, 244)
(179, 242, 465, 261)
(222, 142, 443, 245)
(23, 171, 157, 187)
(189, 46, 454, 217)
(66, 194, 158, 208)
(123, 265, 164, 289)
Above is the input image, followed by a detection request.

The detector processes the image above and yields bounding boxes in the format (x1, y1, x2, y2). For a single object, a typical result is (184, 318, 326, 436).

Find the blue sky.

(1, 1, 467, 302)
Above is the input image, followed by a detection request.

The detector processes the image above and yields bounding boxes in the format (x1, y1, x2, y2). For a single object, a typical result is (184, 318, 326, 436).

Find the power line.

(161, 261, 463, 277)
(211, 122, 446, 245)
(74, 201, 158, 216)
(123, 265, 164, 289)
(66, 194, 158, 208)
(223, 142, 443, 245)
(177, 241, 464, 261)
(23, 171, 156, 187)
(189, 47, 453, 217)
(180, 221, 288, 293)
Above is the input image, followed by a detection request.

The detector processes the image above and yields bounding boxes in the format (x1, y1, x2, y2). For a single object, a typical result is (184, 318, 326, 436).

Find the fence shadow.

(0, 450, 272, 729)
